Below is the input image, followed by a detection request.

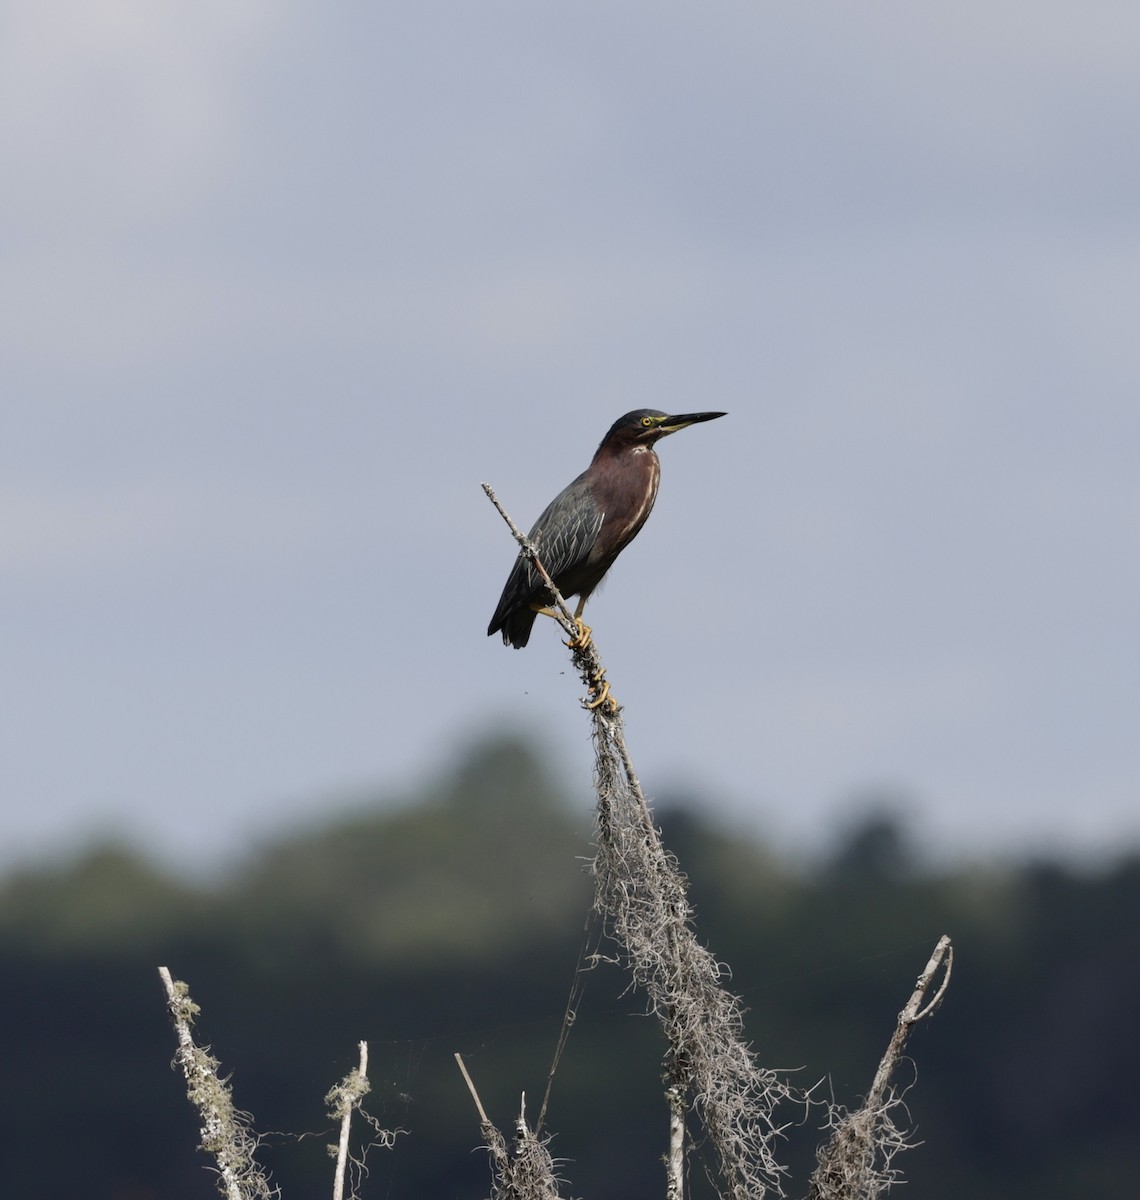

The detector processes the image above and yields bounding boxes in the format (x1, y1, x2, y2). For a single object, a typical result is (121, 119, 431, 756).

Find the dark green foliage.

(1, 736, 1137, 1199)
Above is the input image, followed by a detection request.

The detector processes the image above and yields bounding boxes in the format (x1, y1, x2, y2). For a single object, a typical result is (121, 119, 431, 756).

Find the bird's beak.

(656, 411, 728, 435)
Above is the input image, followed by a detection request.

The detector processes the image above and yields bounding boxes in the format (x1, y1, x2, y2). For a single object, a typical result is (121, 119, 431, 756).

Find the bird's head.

(599, 409, 727, 451)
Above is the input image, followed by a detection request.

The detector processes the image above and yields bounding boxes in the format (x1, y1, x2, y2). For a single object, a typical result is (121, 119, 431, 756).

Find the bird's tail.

(490, 606, 538, 649)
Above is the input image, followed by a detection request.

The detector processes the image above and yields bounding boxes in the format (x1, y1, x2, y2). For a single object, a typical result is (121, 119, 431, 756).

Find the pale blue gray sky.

(2, 3, 1137, 868)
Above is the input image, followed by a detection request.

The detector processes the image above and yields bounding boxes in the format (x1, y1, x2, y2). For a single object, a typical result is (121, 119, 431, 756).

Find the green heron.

(488, 409, 727, 650)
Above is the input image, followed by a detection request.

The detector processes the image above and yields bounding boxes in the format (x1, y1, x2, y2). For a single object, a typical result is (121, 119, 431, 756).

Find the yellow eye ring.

(641, 416, 654, 427)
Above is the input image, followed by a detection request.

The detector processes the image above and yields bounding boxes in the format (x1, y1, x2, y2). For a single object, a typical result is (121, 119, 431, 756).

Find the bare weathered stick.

(455, 1051, 494, 1128)
(809, 935, 954, 1200)
(867, 935, 952, 1112)
(158, 966, 275, 1200)
(666, 1083, 686, 1200)
(327, 1040, 370, 1200)
(454, 1051, 511, 1184)
(457, 1052, 565, 1200)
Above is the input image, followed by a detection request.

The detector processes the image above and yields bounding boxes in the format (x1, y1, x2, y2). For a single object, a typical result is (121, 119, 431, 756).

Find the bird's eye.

(641, 416, 654, 427)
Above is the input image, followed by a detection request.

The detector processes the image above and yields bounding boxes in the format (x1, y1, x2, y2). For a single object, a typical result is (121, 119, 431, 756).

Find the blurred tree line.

(1, 735, 1137, 1199)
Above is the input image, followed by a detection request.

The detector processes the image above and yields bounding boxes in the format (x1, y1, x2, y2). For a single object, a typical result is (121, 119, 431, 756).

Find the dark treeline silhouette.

(1, 736, 1136, 1199)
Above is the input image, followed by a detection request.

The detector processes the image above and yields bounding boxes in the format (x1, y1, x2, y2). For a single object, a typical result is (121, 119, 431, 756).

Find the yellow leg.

(528, 604, 562, 621)
(528, 600, 593, 650)
(565, 598, 593, 650)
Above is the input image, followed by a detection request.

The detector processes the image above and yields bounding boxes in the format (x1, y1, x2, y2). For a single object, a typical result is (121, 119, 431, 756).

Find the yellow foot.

(584, 677, 617, 711)
(564, 620, 594, 651)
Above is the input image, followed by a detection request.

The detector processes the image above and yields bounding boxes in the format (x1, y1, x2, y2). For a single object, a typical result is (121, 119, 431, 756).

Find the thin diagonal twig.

(158, 967, 276, 1200)
(809, 935, 954, 1200)
(483, 481, 616, 710)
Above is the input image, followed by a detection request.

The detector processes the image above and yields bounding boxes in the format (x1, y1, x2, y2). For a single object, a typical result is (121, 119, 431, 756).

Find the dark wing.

(487, 474, 604, 644)
(530, 475, 606, 586)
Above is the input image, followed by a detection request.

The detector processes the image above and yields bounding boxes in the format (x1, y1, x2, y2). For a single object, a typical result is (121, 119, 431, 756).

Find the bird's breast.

(605, 451, 660, 548)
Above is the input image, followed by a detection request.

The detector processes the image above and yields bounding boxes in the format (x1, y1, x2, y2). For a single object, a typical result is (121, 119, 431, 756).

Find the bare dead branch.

(808, 935, 954, 1200)
(666, 1083, 686, 1200)
(327, 1040, 370, 1200)
(157, 966, 276, 1200)
(455, 1052, 495, 1129)
(455, 1054, 566, 1200)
